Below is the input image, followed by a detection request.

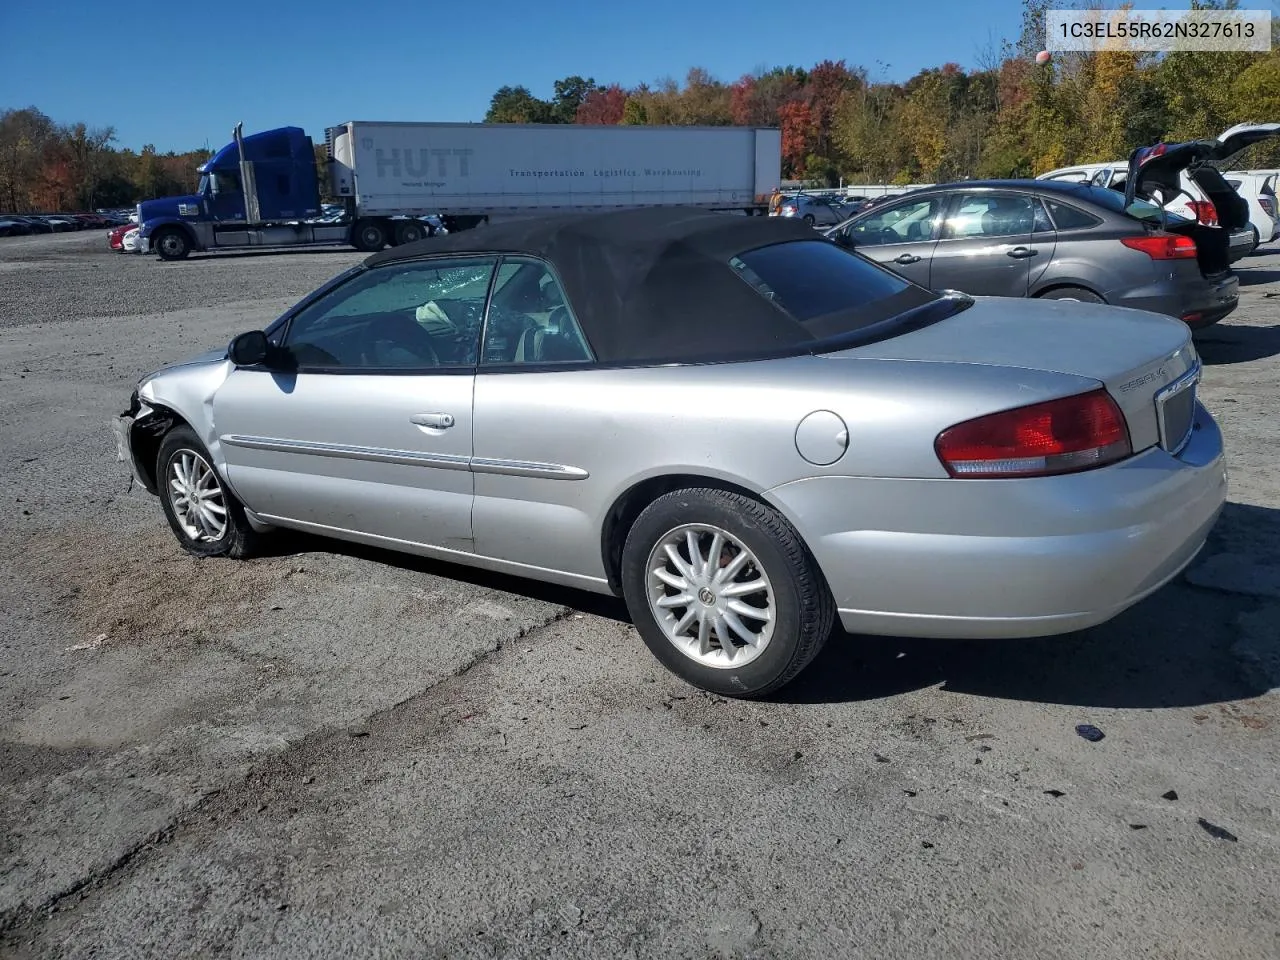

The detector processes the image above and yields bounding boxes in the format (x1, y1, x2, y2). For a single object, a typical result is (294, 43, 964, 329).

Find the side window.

(1033, 199, 1054, 233)
(1090, 169, 1114, 187)
(282, 257, 496, 370)
(1045, 200, 1102, 230)
(481, 257, 594, 366)
(942, 193, 1036, 239)
(844, 197, 943, 247)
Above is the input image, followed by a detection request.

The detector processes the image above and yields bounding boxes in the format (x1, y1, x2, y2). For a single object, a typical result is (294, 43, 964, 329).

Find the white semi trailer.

(138, 122, 783, 260)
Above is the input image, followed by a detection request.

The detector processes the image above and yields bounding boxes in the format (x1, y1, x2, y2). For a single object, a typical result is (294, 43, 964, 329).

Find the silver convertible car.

(113, 207, 1227, 698)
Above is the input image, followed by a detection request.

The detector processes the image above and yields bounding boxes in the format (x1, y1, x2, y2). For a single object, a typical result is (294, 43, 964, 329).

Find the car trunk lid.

(822, 297, 1200, 455)
(1124, 123, 1280, 263)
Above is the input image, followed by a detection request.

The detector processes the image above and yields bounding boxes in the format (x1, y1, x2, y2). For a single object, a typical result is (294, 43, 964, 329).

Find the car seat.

(513, 306, 583, 363)
(366, 313, 440, 367)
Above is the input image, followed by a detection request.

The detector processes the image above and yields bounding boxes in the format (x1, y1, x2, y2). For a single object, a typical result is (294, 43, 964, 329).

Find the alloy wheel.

(167, 450, 228, 542)
(645, 523, 775, 668)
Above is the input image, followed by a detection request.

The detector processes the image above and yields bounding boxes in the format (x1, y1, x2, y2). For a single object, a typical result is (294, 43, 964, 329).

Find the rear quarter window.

(1073, 184, 1193, 227)
(1046, 200, 1103, 230)
(729, 239, 936, 340)
(731, 240, 911, 322)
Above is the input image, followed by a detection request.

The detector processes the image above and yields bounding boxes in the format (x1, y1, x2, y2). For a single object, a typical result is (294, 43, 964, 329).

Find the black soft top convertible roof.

(363, 207, 841, 364)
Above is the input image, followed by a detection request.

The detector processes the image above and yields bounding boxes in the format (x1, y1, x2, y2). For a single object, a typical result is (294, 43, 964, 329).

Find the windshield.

(729, 240, 941, 341)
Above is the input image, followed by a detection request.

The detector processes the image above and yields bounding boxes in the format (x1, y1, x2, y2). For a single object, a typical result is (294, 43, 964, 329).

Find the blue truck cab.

(138, 125, 347, 260)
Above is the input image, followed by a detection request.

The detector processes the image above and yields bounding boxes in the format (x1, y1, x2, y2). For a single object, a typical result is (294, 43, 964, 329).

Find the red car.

(107, 222, 134, 252)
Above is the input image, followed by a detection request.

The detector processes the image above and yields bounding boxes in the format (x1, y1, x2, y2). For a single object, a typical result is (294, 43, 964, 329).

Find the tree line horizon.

(3, 0, 1278, 213)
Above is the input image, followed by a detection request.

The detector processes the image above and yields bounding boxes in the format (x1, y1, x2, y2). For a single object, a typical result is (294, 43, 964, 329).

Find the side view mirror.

(833, 230, 856, 248)
(228, 330, 269, 367)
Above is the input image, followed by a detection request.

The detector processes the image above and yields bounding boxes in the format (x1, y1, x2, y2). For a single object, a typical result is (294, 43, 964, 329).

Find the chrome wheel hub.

(645, 523, 775, 669)
(168, 450, 228, 542)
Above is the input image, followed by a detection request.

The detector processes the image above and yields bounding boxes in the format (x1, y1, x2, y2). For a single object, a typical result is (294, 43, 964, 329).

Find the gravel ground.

(2, 231, 1279, 959)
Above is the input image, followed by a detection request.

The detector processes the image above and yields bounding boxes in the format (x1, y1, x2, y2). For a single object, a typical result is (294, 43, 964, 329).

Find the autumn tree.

(576, 85, 627, 125)
(62, 122, 116, 209)
(0, 107, 57, 212)
(671, 68, 732, 125)
(777, 100, 813, 177)
(15, 0, 1278, 213)
(1231, 53, 1280, 165)
(804, 60, 859, 159)
(620, 97, 648, 125)
(551, 76, 600, 124)
(833, 81, 903, 182)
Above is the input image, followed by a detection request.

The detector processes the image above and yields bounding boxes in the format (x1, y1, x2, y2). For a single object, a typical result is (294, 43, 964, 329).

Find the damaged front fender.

(111, 390, 174, 496)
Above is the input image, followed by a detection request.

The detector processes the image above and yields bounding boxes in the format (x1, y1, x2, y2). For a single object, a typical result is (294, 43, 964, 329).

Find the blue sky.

(1, 0, 1025, 153)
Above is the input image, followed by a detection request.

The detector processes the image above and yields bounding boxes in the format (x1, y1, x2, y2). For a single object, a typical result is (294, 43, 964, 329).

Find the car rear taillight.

(1185, 200, 1218, 225)
(1120, 234, 1198, 260)
(1260, 196, 1276, 217)
(935, 388, 1131, 479)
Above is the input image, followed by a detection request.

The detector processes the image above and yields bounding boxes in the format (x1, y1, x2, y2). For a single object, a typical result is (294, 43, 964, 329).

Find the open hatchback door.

(1125, 122, 1280, 273)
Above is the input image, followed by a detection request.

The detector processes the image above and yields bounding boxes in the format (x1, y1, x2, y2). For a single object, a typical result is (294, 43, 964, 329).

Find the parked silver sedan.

(775, 193, 848, 226)
(113, 208, 1226, 698)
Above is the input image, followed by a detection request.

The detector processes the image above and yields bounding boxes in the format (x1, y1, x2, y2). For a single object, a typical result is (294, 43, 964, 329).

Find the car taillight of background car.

(1185, 200, 1219, 226)
(1119, 234, 1198, 260)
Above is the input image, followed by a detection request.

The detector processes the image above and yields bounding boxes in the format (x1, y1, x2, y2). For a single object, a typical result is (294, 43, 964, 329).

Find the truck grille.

(1155, 365, 1199, 455)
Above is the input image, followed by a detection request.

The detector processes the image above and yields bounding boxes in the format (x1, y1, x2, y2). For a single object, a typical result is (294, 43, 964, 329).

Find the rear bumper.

(767, 402, 1227, 639)
(1228, 229, 1254, 262)
(1114, 272, 1238, 329)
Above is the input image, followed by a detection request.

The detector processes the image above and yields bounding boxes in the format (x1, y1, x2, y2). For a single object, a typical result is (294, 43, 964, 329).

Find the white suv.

(1223, 171, 1278, 248)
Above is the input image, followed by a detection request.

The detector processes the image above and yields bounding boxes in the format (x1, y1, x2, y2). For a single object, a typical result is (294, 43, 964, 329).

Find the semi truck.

(137, 121, 783, 260)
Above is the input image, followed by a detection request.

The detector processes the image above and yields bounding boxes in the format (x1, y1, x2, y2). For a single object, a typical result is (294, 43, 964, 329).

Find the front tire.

(351, 219, 388, 252)
(153, 227, 190, 261)
(620, 488, 835, 698)
(157, 425, 261, 559)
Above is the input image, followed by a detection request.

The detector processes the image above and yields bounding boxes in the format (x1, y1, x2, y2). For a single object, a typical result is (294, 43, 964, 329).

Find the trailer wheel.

(394, 220, 427, 245)
(153, 227, 190, 261)
(352, 219, 387, 252)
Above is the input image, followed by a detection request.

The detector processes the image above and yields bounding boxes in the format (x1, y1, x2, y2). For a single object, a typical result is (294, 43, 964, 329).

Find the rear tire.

(394, 220, 428, 245)
(1038, 286, 1104, 304)
(156, 425, 261, 559)
(620, 488, 835, 699)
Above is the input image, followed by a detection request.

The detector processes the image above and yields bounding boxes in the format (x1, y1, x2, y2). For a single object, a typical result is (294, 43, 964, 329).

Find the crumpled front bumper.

(111, 391, 150, 489)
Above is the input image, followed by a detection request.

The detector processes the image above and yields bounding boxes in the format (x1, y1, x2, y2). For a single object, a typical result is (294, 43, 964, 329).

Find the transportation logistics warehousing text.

(507, 168, 706, 178)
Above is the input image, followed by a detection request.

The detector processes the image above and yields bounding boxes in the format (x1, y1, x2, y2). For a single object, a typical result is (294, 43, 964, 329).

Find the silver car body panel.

(127, 294, 1224, 639)
(210, 370, 476, 551)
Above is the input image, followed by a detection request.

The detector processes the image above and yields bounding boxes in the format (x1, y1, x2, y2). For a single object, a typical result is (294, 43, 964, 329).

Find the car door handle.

(1006, 247, 1037, 258)
(893, 253, 921, 264)
(410, 413, 455, 429)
